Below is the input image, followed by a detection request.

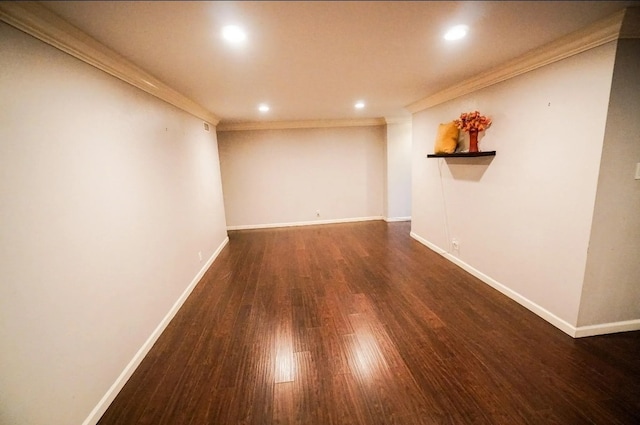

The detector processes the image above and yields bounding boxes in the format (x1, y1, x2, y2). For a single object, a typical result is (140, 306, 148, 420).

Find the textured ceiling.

(43, 1, 635, 124)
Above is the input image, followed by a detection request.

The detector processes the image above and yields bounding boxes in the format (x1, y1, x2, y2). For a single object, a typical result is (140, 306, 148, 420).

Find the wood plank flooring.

(97, 221, 640, 424)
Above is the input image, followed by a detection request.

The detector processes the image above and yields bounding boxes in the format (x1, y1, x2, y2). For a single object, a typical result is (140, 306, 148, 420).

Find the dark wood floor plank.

(97, 221, 640, 425)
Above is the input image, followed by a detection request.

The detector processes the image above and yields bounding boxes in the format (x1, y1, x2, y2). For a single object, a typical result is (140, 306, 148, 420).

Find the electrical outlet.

(198, 251, 203, 262)
(203, 122, 210, 132)
(635, 163, 640, 180)
(451, 239, 460, 252)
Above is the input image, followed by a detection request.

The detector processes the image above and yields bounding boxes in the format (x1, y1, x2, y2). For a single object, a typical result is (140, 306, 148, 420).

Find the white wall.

(385, 120, 412, 220)
(0, 23, 228, 425)
(411, 42, 617, 329)
(579, 39, 640, 326)
(218, 126, 385, 228)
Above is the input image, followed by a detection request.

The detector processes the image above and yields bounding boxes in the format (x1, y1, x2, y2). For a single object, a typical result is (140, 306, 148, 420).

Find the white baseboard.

(82, 236, 230, 425)
(410, 232, 446, 255)
(574, 319, 640, 338)
(409, 232, 579, 338)
(227, 216, 384, 230)
(383, 216, 411, 223)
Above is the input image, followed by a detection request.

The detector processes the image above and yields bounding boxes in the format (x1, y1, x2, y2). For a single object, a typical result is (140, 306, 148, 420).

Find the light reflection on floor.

(274, 325, 295, 383)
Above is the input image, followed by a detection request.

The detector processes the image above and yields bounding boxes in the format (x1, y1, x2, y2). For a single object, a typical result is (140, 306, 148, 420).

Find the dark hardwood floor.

(97, 221, 640, 424)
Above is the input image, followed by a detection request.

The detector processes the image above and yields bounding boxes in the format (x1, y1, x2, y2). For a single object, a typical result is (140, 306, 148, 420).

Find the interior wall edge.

(81, 237, 230, 425)
(620, 6, 640, 38)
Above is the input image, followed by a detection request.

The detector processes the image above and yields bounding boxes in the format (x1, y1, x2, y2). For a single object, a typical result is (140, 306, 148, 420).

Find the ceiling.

(42, 1, 635, 124)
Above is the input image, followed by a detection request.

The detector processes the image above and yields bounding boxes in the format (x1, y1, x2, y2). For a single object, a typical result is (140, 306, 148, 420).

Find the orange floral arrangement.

(454, 110, 492, 132)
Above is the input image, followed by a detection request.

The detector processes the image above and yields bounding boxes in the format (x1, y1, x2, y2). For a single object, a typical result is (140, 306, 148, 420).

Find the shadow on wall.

(442, 156, 495, 181)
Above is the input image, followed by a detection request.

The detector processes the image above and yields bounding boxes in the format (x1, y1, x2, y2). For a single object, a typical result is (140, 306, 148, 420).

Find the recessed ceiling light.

(444, 25, 468, 41)
(222, 25, 247, 43)
(354, 101, 365, 109)
(258, 104, 270, 112)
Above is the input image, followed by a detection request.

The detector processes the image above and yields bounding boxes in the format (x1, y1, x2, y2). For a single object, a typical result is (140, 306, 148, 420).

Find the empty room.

(2, 2, 640, 424)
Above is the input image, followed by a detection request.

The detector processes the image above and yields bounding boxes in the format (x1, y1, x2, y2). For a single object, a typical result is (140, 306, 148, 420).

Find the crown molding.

(406, 9, 629, 113)
(384, 116, 412, 125)
(0, 2, 220, 125)
(217, 118, 387, 132)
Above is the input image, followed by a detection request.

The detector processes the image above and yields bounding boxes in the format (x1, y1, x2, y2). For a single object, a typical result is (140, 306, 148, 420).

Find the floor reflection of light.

(354, 345, 374, 378)
(275, 329, 295, 383)
(350, 326, 383, 382)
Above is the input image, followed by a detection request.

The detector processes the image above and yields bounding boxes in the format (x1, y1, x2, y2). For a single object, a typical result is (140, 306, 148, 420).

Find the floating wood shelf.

(427, 151, 496, 158)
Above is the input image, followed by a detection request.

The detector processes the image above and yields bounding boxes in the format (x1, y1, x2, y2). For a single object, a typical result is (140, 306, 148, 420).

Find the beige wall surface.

(218, 126, 385, 228)
(411, 42, 617, 329)
(385, 120, 412, 219)
(0, 23, 228, 425)
(579, 39, 640, 326)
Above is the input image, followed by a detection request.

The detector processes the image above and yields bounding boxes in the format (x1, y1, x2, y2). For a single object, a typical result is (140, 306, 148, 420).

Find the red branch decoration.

(454, 110, 492, 133)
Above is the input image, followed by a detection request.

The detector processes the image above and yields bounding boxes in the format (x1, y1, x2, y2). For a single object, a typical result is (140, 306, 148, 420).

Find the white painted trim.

(384, 116, 412, 125)
(409, 232, 578, 337)
(217, 118, 386, 132)
(405, 9, 627, 113)
(82, 236, 230, 425)
(409, 232, 640, 338)
(0, 2, 220, 125)
(574, 319, 640, 338)
(227, 216, 384, 231)
(409, 232, 447, 255)
(384, 216, 411, 223)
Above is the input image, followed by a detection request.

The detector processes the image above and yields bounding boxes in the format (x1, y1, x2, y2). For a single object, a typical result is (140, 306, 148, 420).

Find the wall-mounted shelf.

(427, 151, 496, 158)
